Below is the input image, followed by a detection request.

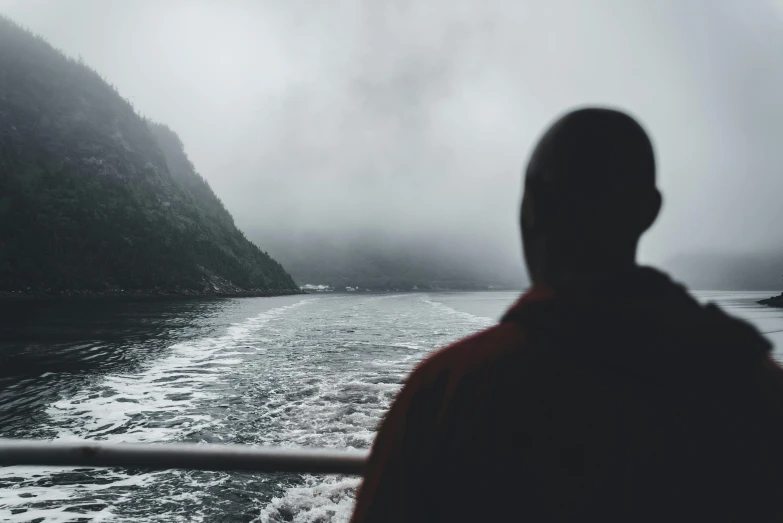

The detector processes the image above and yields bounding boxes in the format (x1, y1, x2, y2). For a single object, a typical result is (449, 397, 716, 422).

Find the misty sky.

(3, 0, 783, 279)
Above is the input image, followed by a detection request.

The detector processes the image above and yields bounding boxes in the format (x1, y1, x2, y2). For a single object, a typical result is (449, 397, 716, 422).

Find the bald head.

(521, 108, 661, 287)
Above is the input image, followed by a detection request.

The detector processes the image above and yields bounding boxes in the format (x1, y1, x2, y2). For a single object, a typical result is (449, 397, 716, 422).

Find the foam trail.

(47, 299, 314, 443)
(250, 294, 497, 523)
(0, 298, 314, 522)
(1, 292, 514, 522)
(254, 476, 360, 523)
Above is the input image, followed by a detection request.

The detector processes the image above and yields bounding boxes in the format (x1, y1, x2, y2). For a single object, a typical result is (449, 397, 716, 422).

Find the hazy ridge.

(256, 231, 526, 291)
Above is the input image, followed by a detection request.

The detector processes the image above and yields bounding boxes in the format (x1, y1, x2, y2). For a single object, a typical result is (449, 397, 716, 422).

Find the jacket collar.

(502, 266, 693, 322)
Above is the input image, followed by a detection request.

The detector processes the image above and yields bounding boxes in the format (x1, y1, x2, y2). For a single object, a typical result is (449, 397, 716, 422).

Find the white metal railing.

(0, 438, 367, 475)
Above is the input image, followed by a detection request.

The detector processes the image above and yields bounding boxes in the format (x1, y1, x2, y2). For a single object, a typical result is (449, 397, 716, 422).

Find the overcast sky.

(3, 0, 783, 279)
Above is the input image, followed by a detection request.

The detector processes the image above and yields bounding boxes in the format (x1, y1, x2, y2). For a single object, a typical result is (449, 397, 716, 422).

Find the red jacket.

(351, 268, 783, 522)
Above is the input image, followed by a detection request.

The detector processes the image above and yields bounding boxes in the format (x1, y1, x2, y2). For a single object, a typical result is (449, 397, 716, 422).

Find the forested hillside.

(0, 16, 298, 296)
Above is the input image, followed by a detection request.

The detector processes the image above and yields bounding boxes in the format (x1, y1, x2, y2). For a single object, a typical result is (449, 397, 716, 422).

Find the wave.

(254, 476, 359, 523)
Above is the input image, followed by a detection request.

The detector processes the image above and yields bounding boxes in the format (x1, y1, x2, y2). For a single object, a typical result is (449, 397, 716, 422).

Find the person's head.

(521, 107, 661, 288)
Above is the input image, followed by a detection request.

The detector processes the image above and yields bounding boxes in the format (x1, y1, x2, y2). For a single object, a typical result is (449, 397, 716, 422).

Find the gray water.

(0, 291, 782, 522)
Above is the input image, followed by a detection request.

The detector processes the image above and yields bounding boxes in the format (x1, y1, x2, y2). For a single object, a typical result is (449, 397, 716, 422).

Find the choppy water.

(1, 290, 782, 522)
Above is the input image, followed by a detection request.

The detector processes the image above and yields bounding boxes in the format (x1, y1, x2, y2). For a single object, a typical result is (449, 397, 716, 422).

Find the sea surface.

(1, 290, 782, 522)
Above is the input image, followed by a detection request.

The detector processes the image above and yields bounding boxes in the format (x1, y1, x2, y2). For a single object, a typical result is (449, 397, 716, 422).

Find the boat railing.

(0, 438, 367, 475)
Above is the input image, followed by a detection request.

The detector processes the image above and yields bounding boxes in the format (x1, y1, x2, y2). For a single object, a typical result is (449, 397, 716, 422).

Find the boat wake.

(0, 292, 501, 522)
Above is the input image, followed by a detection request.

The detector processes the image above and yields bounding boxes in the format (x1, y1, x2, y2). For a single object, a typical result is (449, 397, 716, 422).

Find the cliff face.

(0, 16, 298, 296)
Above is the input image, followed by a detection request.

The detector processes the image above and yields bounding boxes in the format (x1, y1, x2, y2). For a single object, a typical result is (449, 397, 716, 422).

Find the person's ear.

(639, 188, 662, 232)
(521, 191, 537, 231)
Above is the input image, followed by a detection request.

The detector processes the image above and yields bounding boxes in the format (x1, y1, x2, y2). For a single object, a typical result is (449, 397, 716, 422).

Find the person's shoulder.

(405, 321, 528, 389)
(759, 356, 783, 391)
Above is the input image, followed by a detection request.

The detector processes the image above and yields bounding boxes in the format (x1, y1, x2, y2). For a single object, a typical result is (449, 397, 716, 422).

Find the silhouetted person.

(351, 108, 783, 523)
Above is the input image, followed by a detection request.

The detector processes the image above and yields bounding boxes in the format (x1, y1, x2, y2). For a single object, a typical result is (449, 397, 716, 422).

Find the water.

(1, 290, 782, 522)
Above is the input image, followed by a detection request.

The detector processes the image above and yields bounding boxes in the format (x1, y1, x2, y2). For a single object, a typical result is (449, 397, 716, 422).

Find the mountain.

(0, 16, 298, 296)
(254, 231, 527, 291)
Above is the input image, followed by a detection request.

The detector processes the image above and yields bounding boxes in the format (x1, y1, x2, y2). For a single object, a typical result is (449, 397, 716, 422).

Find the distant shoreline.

(0, 287, 527, 302)
(0, 288, 304, 301)
(319, 288, 523, 294)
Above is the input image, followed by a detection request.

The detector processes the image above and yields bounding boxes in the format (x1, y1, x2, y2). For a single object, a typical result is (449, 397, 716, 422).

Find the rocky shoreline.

(758, 294, 783, 308)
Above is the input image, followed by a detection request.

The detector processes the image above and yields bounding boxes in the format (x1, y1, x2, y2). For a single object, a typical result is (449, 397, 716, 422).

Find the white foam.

(253, 476, 360, 523)
(420, 296, 495, 327)
(248, 294, 498, 522)
(3, 292, 508, 522)
(47, 298, 314, 443)
(1, 298, 315, 521)
(0, 471, 157, 522)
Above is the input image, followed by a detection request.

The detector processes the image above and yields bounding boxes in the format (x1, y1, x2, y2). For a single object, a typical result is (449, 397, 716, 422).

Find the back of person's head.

(521, 107, 661, 287)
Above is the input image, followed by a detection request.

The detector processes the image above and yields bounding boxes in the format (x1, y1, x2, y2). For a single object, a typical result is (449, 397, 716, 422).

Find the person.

(350, 108, 783, 522)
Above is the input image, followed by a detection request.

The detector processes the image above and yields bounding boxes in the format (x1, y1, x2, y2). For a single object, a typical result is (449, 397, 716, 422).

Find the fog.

(4, 0, 783, 288)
